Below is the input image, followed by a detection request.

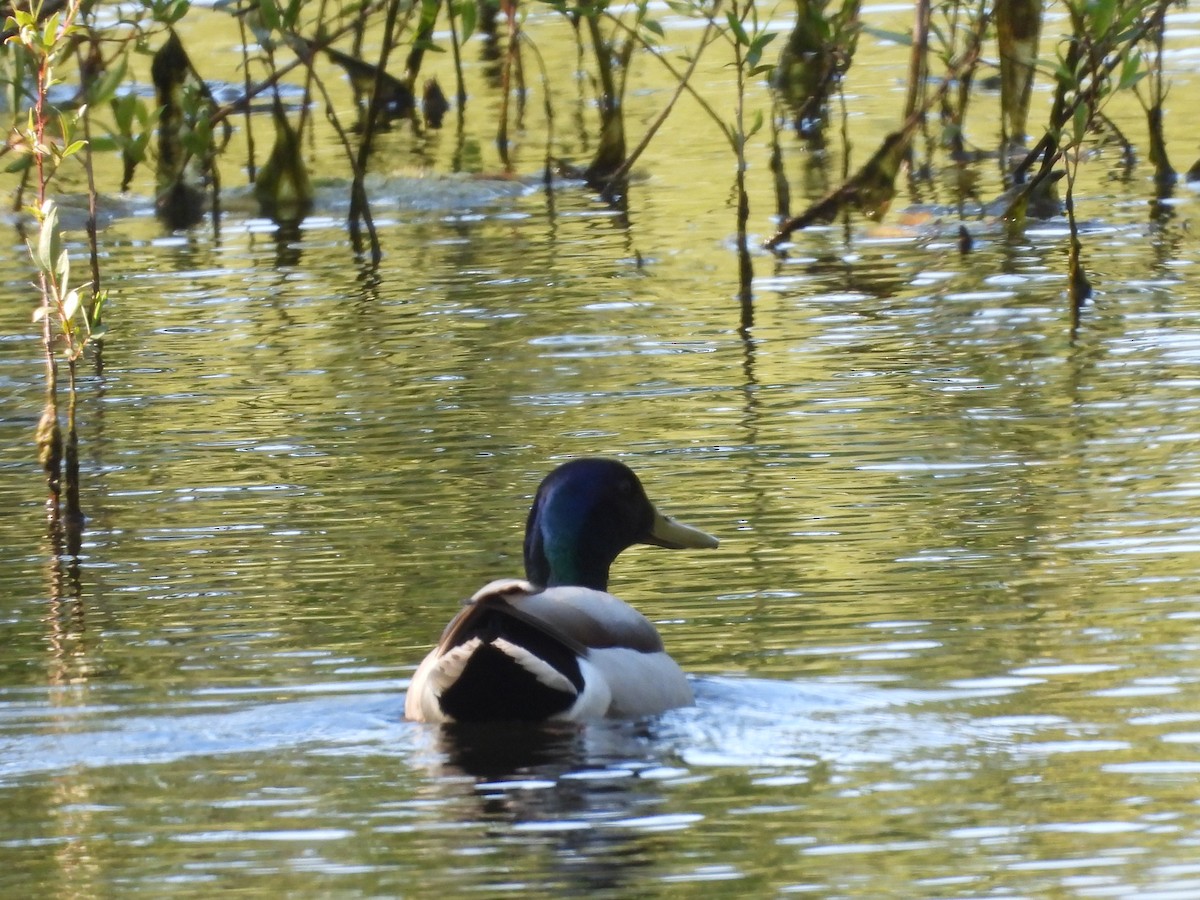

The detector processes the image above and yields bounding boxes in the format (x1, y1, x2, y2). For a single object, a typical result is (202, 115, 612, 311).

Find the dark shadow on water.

(433, 716, 675, 779)
(436, 720, 587, 778)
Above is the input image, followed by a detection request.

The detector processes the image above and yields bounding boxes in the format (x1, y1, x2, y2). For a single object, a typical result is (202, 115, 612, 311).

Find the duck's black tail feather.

(439, 608, 584, 722)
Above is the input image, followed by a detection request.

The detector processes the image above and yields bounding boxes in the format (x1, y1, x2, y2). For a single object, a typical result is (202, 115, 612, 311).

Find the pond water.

(3, 4, 1200, 897)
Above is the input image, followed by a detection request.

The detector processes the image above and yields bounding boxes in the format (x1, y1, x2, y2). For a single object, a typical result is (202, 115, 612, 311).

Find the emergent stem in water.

(517, 33, 557, 182)
(766, 9, 991, 249)
(447, 0, 468, 113)
(1143, 0, 1174, 188)
(63, 360, 83, 540)
(602, 11, 727, 146)
(996, 0, 1043, 146)
(497, 0, 521, 166)
(902, 0, 931, 127)
(730, 0, 754, 312)
(236, 13, 259, 182)
(1065, 161, 1091, 340)
(28, 1, 64, 506)
(582, 12, 627, 186)
(602, 12, 720, 197)
(348, 0, 401, 262)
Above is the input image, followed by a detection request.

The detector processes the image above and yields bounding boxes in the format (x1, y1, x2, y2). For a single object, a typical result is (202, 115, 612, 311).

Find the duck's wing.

(405, 580, 690, 722)
(407, 580, 602, 722)
(431, 578, 665, 653)
(511, 585, 692, 718)
(497, 582, 667, 652)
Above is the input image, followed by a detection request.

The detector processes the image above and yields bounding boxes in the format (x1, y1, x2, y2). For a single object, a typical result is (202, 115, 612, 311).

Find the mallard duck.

(405, 458, 718, 723)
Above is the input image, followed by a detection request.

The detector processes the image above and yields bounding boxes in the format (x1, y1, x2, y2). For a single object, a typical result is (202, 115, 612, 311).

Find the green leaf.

(745, 29, 776, 69)
(62, 139, 87, 159)
(860, 25, 913, 47)
(62, 288, 81, 322)
(726, 11, 749, 45)
(4, 155, 33, 175)
(160, 0, 191, 25)
(41, 12, 61, 51)
(36, 203, 60, 275)
(55, 248, 70, 288)
(746, 108, 764, 140)
(456, 0, 477, 42)
(1090, 0, 1116, 37)
(112, 93, 134, 131)
(1118, 50, 1143, 90)
(56, 110, 75, 146)
(1051, 57, 1077, 87)
(1071, 101, 1088, 145)
(89, 53, 128, 105)
(8, 9, 34, 31)
(283, 0, 303, 29)
(257, 0, 280, 32)
(750, 31, 777, 52)
(89, 290, 107, 328)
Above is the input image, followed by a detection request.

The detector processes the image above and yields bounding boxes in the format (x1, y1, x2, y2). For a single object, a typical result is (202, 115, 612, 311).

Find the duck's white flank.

(405, 579, 693, 723)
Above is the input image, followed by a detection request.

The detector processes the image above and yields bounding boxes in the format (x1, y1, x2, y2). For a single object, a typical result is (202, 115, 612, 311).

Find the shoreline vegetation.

(2, 0, 1193, 543)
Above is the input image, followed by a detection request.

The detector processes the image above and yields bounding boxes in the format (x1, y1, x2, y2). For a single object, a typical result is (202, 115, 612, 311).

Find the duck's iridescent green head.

(523, 458, 718, 591)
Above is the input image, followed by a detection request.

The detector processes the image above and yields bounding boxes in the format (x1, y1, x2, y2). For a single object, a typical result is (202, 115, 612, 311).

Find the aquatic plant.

(775, 0, 860, 140)
(725, 0, 776, 317)
(4, 0, 104, 548)
(1, 0, 1194, 546)
(765, 0, 1180, 341)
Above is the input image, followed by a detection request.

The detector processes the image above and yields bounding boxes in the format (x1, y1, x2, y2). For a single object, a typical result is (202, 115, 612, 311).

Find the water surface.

(3, 6, 1200, 897)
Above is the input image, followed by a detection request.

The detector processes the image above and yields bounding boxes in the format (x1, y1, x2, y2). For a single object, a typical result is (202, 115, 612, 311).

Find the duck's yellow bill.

(645, 510, 719, 550)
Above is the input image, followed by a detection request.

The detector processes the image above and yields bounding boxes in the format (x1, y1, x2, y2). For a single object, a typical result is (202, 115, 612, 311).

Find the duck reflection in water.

(426, 717, 686, 896)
